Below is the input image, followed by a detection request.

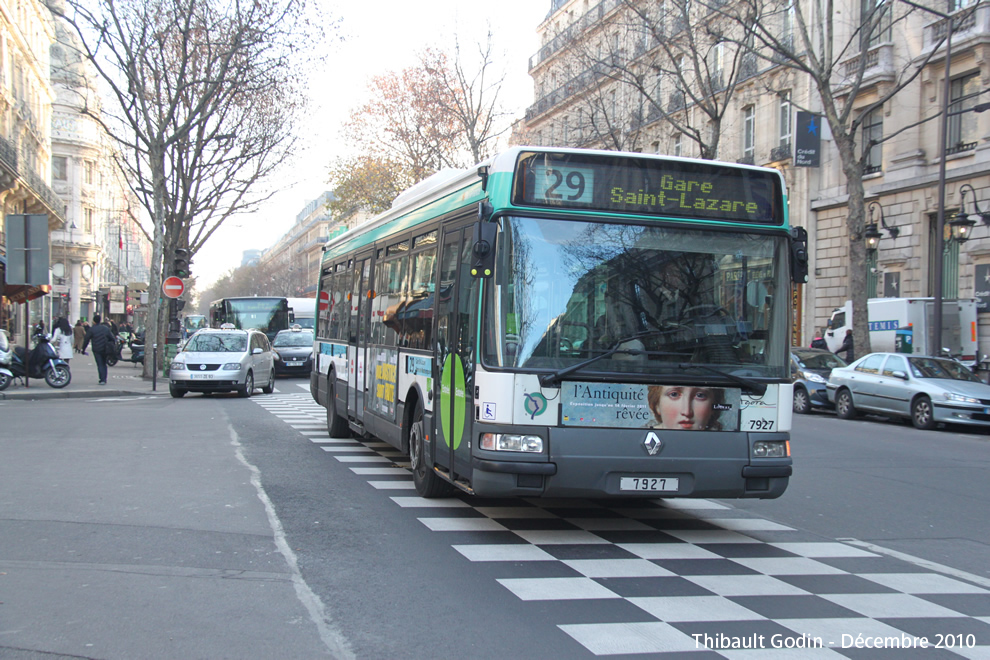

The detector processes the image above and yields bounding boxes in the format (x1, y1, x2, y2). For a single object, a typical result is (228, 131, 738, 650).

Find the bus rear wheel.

(326, 377, 349, 437)
(410, 402, 453, 498)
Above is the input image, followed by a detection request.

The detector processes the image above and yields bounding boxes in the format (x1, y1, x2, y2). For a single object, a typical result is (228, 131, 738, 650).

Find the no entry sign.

(162, 276, 185, 299)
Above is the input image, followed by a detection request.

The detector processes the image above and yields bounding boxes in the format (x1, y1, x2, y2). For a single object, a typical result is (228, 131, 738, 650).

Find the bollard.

(152, 344, 157, 391)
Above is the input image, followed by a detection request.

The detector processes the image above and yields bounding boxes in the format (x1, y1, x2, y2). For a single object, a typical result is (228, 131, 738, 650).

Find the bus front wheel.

(410, 402, 453, 498)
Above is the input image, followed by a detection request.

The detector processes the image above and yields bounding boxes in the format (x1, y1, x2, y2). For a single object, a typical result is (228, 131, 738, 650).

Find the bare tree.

(420, 33, 510, 164)
(49, 0, 326, 377)
(538, 0, 751, 157)
(705, 0, 955, 355)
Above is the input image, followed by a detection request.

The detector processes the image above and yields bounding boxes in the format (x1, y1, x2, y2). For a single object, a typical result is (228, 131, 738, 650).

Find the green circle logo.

(439, 354, 466, 449)
(523, 392, 548, 419)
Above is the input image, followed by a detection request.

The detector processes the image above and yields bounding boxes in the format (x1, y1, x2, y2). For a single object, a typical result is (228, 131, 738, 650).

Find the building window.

(673, 133, 682, 157)
(782, 0, 796, 50)
(947, 72, 979, 155)
(743, 106, 755, 161)
(862, 106, 883, 174)
(52, 156, 67, 180)
(84, 160, 95, 185)
(861, 0, 891, 49)
(778, 92, 792, 148)
(84, 207, 94, 233)
(710, 43, 724, 90)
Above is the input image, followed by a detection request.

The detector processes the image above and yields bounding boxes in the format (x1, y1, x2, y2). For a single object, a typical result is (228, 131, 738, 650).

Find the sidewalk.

(0, 346, 169, 400)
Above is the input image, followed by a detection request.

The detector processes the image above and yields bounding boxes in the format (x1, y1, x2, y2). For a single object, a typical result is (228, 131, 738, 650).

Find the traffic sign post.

(162, 276, 185, 299)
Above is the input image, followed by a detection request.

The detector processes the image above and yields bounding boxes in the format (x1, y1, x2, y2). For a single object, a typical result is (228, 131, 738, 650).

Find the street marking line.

(838, 538, 990, 589)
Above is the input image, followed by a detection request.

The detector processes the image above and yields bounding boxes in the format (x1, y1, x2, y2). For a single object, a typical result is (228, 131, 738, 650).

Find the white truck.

(824, 297, 978, 365)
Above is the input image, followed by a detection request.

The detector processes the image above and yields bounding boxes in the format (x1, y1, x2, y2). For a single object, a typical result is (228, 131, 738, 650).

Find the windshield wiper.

(537, 330, 679, 387)
(677, 363, 767, 396)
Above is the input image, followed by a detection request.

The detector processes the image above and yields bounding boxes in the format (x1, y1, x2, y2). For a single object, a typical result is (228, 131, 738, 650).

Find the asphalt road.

(729, 411, 990, 580)
(2, 385, 989, 659)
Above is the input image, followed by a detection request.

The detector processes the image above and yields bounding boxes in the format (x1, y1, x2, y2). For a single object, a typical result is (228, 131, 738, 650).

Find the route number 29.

(532, 165, 594, 204)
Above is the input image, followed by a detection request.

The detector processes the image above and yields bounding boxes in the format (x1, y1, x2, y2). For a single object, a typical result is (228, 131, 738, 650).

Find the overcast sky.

(192, 0, 550, 288)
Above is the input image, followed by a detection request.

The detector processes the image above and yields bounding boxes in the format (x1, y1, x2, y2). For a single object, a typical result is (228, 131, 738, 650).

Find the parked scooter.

(0, 330, 14, 391)
(105, 334, 123, 367)
(0, 331, 71, 389)
(125, 337, 145, 365)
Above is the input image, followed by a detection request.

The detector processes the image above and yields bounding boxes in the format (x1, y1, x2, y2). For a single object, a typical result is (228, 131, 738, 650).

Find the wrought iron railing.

(770, 145, 791, 162)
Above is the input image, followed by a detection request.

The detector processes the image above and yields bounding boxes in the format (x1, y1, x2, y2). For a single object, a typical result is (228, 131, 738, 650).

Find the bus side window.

(383, 255, 407, 347)
(318, 272, 333, 339)
(406, 249, 437, 350)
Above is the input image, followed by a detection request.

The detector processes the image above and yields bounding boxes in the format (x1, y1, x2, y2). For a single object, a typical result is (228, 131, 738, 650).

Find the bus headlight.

(753, 440, 789, 458)
(480, 433, 544, 453)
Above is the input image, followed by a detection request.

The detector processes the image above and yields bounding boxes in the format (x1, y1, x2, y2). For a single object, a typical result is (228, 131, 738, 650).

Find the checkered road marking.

(255, 393, 990, 657)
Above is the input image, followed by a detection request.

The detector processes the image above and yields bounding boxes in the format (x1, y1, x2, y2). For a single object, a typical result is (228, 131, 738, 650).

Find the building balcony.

(837, 42, 896, 90)
(924, 4, 986, 48)
(529, 0, 622, 71)
(526, 58, 620, 121)
(0, 134, 66, 227)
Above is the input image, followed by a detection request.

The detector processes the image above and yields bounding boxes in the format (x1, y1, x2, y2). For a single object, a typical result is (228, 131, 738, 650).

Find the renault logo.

(643, 432, 662, 456)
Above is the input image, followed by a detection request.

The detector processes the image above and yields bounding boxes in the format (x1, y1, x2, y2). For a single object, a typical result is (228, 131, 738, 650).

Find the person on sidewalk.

(835, 329, 854, 363)
(52, 317, 74, 364)
(73, 319, 85, 354)
(81, 313, 114, 385)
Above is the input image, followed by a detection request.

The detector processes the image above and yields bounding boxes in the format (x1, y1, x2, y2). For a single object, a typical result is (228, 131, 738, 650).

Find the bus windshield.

(210, 297, 289, 342)
(483, 216, 789, 380)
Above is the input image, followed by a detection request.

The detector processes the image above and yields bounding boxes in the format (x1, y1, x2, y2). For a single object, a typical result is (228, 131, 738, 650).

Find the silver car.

(169, 326, 275, 398)
(826, 352, 990, 430)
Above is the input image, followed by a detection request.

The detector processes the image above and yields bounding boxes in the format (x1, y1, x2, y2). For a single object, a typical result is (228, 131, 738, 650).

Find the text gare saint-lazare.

(609, 177, 760, 216)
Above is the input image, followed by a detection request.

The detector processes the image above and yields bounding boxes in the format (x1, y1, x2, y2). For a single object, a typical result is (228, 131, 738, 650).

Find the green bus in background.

(311, 147, 808, 500)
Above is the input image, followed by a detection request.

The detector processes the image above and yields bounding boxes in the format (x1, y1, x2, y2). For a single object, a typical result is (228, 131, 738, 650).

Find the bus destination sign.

(513, 151, 784, 225)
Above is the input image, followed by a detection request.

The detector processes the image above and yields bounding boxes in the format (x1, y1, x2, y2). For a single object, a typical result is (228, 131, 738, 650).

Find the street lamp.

(950, 183, 988, 244)
(865, 222, 882, 253)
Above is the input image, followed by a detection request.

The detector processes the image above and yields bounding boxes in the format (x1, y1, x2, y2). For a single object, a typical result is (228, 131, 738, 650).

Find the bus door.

(433, 221, 478, 483)
(349, 255, 372, 422)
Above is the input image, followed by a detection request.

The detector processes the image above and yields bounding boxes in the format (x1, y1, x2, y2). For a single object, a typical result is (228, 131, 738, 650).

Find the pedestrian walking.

(72, 319, 86, 353)
(52, 317, 74, 364)
(81, 313, 114, 384)
(835, 329, 854, 363)
(73, 320, 85, 354)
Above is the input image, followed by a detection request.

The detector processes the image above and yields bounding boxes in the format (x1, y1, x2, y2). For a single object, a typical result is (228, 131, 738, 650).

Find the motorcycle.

(0, 330, 13, 391)
(0, 331, 72, 390)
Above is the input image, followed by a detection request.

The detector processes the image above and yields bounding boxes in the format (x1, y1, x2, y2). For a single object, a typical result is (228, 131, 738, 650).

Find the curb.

(0, 388, 170, 401)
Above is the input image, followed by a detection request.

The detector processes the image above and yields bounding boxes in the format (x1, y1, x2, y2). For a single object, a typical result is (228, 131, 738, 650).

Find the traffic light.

(174, 248, 191, 278)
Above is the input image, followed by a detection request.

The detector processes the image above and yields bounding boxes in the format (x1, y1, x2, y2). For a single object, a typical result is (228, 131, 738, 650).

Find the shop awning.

(2, 283, 50, 304)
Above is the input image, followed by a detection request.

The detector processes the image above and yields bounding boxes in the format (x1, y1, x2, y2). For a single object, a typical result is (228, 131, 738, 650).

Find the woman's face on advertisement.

(655, 386, 715, 430)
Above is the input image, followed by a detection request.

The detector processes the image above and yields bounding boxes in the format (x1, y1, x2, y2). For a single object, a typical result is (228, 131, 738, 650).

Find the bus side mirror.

(471, 217, 497, 278)
(790, 226, 809, 284)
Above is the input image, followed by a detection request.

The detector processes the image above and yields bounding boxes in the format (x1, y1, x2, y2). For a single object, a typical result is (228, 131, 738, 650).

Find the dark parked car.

(272, 326, 314, 377)
(791, 348, 847, 414)
(827, 352, 990, 430)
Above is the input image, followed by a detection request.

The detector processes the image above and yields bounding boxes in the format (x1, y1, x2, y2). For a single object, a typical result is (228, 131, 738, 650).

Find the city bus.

(311, 147, 808, 499)
(209, 297, 290, 342)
